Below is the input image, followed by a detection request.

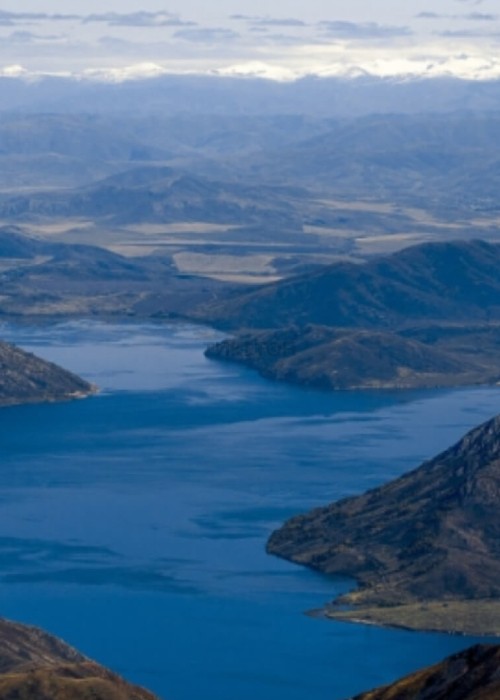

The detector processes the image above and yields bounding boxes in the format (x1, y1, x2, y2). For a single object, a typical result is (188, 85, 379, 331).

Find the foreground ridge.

(0, 617, 159, 699)
(348, 644, 500, 700)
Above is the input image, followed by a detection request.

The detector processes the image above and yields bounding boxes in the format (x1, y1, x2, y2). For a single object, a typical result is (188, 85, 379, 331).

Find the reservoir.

(0, 320, 498, 700)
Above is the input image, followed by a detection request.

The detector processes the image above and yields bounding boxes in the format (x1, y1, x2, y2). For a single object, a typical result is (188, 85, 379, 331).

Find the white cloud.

(0, 1, 499, 83)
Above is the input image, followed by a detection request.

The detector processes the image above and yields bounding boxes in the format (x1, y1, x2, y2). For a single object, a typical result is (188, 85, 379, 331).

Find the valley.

(0, 72, 499, 700)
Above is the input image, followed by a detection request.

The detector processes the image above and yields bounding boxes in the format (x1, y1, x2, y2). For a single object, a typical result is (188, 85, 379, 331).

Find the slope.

(267, 414, 500, 634)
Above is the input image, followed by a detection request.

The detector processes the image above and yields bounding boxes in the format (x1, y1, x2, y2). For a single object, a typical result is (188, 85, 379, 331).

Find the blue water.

(0, 320, 498, 700)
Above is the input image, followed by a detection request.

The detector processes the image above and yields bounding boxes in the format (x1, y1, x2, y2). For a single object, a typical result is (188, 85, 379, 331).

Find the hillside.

(205, 325, 498, 390)
(195, 240, 500, 330)
(0, 165, 302, 229)
(0, 340, 94, 406)
(0, 618, 158, 700)
(349, 645, 500, 700)
(267, 414, 500, 635)
(0, 226, 231, 318)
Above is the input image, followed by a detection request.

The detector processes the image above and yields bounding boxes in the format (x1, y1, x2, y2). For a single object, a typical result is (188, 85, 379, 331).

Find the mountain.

(0, 617, 158, 699)
(0, 226, 231, 318)
(349, 645, 500, 700)
(2, 75, 500, 117)
(195, 240, 500, 330)
(0, 165, 302, 229)
(0, 340, 94, 406)
(205, 325, 494, 390)
(267, 414, 500, 635)
(244, 112, 500, 215)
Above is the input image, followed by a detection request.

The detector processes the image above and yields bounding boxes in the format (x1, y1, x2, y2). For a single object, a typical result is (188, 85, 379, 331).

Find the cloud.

(83, 12, 195, 28)
(173, 28, 240, 43)
(0, 11, 78, 24)
(416, 12, 443, 19)
(82, 62, 168, 82)
(0, 10, 196, 29)
(435, 28, 500, 37)
(231, 15, 306, 28)
(259, 33, 314, 46)
(465, 12, 497, 19)
(416, 10, 497, 20)
(318, 21, 412, 40)
(6, 31, 65, 44)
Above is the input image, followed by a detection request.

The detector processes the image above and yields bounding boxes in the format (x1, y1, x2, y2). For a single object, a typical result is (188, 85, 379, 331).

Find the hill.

(349, 645, 500, 700)
(0, 226, 231, 318)
(205, 325, 496, 390)
(0, 340, 94, 406)
(0, 165, 302, 229)
(0, 617, 158, 700)
(195, 240, 500, 330)
(267, 414, 500, 635)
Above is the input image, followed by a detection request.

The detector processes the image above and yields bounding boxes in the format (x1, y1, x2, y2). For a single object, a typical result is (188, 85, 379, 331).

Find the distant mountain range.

(0, 165, 301, 229)
(268, 413, 500, 635)
(2, 75, 500, 117)
(1, 109, 499, 237)
(349, 645, 500, 700)
(0, 617, 158, 699)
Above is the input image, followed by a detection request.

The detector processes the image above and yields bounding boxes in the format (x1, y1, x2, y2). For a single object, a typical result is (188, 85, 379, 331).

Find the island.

(267, 413, 500, 635)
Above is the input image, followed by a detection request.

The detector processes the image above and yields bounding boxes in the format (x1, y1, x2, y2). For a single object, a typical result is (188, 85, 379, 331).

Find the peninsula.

(0, 339, 95, 406)
(267, 414, 500, 635)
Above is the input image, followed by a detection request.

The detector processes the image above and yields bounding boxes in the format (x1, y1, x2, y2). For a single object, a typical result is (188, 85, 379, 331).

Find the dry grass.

(326, 599, 500, 636)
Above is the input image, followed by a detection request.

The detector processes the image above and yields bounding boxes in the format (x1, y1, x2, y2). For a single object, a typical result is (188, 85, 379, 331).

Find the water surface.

(0, 320, 498, 700)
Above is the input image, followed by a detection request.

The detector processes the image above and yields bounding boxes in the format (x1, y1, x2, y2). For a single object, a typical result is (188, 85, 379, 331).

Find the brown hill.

(205, 325, 494, 390)
(267, 414, 500, 634)
(349, 644, 500, 700)
(0, 340, 94, 406)
(0, 618, 158, 700)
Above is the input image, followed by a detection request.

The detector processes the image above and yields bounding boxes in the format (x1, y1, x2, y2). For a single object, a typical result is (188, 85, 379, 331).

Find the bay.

(0, 319, 498, 700)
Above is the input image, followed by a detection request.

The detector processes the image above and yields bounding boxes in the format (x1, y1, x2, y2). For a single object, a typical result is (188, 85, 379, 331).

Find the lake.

(0, 319, 498, 700)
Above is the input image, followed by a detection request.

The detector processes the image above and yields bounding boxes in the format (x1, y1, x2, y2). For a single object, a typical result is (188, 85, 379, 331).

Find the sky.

(0, 0, 499, 81)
